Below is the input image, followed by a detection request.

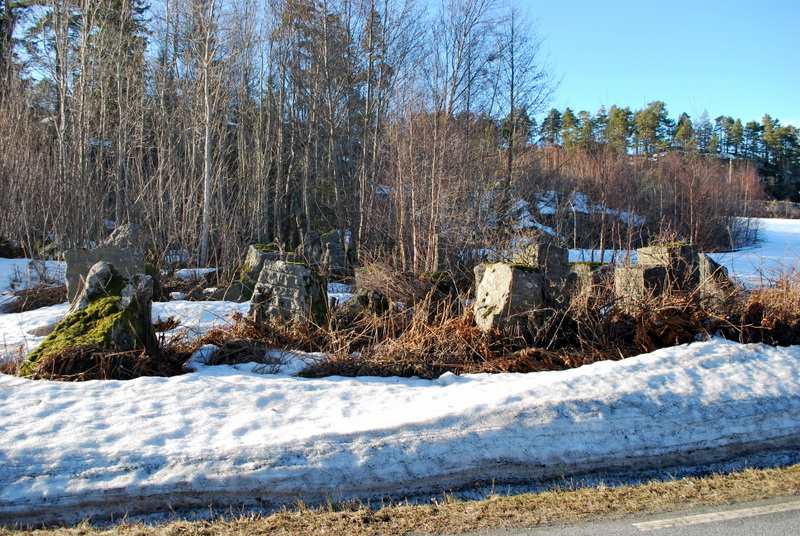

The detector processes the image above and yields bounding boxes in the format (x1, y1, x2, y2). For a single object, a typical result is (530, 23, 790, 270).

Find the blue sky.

(521, 0, 799, 126)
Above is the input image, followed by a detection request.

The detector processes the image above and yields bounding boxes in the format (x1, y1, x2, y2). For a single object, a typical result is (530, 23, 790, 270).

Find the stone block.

(637, 244, 700, 288)
(614, 265, 668, 309)
(64, 246, 145, 302)
(511, 240, 569, 281)
(249, 260, 328, 326)
(567, 262, 608, 298)
(21, 261, 157, 377)
(697, 253, 736, 305)
(473, 263, 547, 333)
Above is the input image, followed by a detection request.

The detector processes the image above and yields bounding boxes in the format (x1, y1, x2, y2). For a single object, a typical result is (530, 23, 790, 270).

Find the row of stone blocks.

(614, 244, 735, 310)
(472, 242, 736, 334)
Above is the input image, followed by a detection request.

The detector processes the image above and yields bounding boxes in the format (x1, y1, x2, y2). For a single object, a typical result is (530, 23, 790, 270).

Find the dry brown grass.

(12, 264, 800, 383)
(5, 285, 67, 314)
(26, 346, 187, 381)
(3, 465, 798, 535)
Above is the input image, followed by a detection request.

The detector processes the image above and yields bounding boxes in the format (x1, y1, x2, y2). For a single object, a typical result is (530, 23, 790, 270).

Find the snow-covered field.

(710, 218, 800, 286)
(1, 339, 799, 524)
(569, 218, 800, 287)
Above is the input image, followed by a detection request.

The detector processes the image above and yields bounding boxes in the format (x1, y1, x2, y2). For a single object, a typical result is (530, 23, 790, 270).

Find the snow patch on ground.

(174, 268, 217, 281)
(328, 282, 354, 305)
(0, 300, 248, 362)
(1, 339, 798, 524)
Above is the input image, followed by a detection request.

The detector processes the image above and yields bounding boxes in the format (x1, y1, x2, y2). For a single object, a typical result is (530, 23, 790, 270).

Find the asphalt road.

(453, 496, 800, 536)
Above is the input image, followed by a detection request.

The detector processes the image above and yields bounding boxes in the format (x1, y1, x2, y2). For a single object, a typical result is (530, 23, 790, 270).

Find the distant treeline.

(535, 103, 799, 200)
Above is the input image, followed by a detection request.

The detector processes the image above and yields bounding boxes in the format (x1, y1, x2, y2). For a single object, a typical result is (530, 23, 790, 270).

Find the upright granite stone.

(697, 253, 737, 305)
(102, 223, 142, 249)
(64, 246, 145, 302)
(21, 261, 157, 376)
(473, 263, 547, 333)
(224, 244, 284, 302)
(249, 260, 328, 326)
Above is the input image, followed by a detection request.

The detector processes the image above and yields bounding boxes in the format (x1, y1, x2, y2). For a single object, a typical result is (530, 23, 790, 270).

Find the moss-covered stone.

(20, 262, 156, 377)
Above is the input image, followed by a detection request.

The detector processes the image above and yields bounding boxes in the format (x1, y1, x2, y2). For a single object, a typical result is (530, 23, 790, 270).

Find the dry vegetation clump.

(152, 267, 800, 381)
(735, 273, 800, 345)
(303, 296, 514, 378)
(21, 345, 186, 381)
(12, 264, 800, 383)
(5, 285, 67, 314)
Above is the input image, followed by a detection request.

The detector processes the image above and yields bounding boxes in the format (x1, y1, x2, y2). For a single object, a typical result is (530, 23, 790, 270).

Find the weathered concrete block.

(64, 246, 145, 302)
(637, 244, 700, 288)
(230, 244, 284, 302)
(697, 253, 736, 305)
(614, 265, 668, 308)
(567, 262, 608, 299)
(473, 263, 547, 333)
(511, 240, 569, 281)
(249, 260, 328, 326)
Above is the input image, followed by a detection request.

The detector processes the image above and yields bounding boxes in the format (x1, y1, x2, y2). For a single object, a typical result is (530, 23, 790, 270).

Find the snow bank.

(1, 339, 799, 524)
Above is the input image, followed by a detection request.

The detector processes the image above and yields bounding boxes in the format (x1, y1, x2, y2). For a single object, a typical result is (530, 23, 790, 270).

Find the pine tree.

(633, 101, 669, 154)
(561, 107, 578, 149)
(576, 110, 594, 149)
(539, 108, 561, 146)
(744, 120, 762, 159)
(695, 111, 713, 153)
(673, 112, 695, 151)
(604, 105, 631, 153)
(730, 119, 744, 157)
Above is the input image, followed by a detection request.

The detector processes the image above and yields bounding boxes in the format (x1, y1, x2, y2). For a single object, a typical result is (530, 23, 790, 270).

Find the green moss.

(252, 242, 279, 253)
(21, 297, 128, 375)
(20, 270, 144, 377)
(508, 263, 539, 272)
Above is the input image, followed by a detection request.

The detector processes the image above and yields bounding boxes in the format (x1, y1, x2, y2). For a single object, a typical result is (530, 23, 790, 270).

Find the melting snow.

(0, 339, 798, 524)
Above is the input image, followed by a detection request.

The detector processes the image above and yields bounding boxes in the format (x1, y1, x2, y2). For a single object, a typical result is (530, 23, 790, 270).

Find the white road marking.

(633, 499, 800, 531)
